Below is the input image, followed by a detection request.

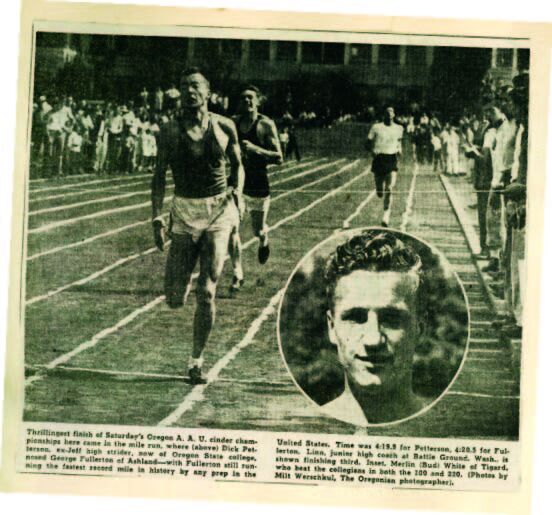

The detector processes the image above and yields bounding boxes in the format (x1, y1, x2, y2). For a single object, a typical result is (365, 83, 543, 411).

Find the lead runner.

(151, 67, 245, 385)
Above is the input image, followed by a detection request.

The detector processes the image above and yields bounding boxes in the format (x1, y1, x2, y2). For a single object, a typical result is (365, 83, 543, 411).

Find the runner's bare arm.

(241, 119, 283, 165)
(397, 128, 404, 155)
(220, 118, 245, 194)
(151, 125, 169, 221)
(365, 125, 375, 152)
(151, 125, 171, 250)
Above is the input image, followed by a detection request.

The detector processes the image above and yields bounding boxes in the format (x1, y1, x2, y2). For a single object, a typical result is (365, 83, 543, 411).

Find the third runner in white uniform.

(367, 107, 404, 227)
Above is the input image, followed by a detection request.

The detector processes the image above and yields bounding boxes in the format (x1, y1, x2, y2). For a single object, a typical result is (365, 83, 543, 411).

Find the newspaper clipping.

(1, 1, 550, 513)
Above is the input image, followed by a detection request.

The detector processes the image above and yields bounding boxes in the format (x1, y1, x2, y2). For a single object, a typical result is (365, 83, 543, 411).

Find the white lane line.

(159, 166, 375, 427)
(447, 391, 519, 400)
(28, 200, 157, 234)
(272, 159, 360, 203)
(27, 219, 153, 261)
(454, 264, 482, 274)
(30, 177, 152, 203)
(337, 158, 414, 232)
(469, 349, 501, 354)
(26, 161, 321, 258)
(28, 158, 306, 194)
(272, 188, 373, 194)
(26, 160, 357, 303)
(338, 161, 376, 230)
(24, 364, 292, 387)
(266, 157, 315, 171)
(30, 160, 312, 205)
(25, 161, 369, 386)
(263, 161, 366, 234)
(27, 159, 345, 259)
(26, 247, 158, 305)
(25, 364, 186, 380)
(340, 192, 377, 230)
(439, 175, 481, 253)
(470, 338, 500, 344)
(29, 172, 153, 194)
(28, 160, 311, 184)
(30, 172, 99, 184)
(440, 174, 509, 321)
(25, 296, 166, 386)
(400, 161, 419, 232)
(29, 186, 174, 216)
(270, 158, 346, 187)
(268, 157, 324, 177)
(158, 289, 284, 427)
(30, 172, 92, 183)
(28, 161, 342, 235)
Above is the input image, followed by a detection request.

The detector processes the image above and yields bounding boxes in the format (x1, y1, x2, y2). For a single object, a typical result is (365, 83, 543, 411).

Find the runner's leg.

(228, 225, 244, 286)
(251, 209, 269, 245)
(164, 232, 200, 309)
(192, 229, 229, 361)
(382, 171, 397, 226)
(251, 197, 270, 264)
(374, 173, 385, 198)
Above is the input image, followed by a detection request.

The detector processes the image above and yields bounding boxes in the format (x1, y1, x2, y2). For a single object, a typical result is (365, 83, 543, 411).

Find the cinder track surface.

(23, 152, 519, 440)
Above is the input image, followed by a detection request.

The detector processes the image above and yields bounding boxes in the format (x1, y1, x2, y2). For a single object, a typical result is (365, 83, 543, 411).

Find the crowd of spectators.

(469, 71, 528, 339)
(30, 84, 233, 178)
(401, 71, 529, 340)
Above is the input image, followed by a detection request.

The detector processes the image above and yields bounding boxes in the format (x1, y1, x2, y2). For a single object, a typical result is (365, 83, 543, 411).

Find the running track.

(23, 155, 519, 439)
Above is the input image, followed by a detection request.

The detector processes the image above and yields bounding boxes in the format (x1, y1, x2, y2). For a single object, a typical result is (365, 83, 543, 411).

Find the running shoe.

(229, 276, 244, 296)
(258, 243, 270, 265)
(188, 366, 207, 385)
(482, 258, 500, 273)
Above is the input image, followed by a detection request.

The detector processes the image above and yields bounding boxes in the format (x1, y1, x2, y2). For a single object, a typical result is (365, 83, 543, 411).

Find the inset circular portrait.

(278, 228, 469, 427)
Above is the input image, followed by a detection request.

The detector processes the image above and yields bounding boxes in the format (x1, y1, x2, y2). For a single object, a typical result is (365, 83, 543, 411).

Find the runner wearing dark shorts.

(366, 107, 404, 227)
(227, 85, 282, 294)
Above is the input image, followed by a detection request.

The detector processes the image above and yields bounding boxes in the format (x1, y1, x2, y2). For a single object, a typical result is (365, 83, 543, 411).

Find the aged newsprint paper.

(1, 0, 552, 513)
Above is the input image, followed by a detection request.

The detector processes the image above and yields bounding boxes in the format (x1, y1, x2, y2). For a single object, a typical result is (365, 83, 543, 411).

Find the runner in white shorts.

(151, 67, 245, 385)
(367, 106, 404, 227)
(227, 85, 283, 294)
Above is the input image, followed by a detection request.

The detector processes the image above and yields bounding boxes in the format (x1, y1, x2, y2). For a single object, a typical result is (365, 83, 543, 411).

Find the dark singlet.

(237, 115, 270, 198)
(165, 114, 228, 199)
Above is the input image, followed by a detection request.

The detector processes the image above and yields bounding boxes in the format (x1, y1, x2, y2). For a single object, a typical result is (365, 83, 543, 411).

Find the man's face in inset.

(239, 89, 260, 114)
(327, 270, 419, 395)
(181, 73, 210, 109)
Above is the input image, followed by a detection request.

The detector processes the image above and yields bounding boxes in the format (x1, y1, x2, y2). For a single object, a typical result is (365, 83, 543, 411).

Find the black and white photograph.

(22, 27, 528, 437)
(279, 228, 469, 428)
(5, 0, 552, 512)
